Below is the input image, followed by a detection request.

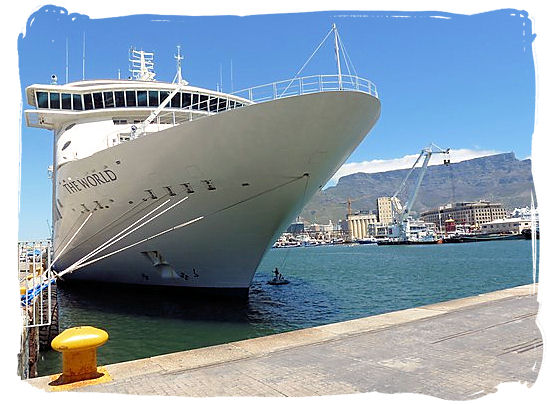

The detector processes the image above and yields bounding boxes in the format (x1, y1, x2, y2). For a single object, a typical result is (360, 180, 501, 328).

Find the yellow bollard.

(51, 326, 109, 384)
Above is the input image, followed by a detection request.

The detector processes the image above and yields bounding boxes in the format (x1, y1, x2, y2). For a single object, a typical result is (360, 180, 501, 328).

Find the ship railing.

(111, 74, 377, 145)
(232, 74, 378, 103)
(18, 239, 54, 329)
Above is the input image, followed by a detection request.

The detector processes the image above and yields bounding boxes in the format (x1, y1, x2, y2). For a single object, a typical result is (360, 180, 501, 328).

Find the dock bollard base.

(48, 367, 111, 391)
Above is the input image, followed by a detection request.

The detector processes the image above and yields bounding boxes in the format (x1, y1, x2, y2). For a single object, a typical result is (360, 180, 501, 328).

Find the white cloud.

(328, 148, 502, 186)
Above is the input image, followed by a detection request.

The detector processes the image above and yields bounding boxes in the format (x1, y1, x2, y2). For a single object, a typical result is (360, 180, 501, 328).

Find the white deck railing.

(18, 240, 54, 328)
(232, 74, 378, 103)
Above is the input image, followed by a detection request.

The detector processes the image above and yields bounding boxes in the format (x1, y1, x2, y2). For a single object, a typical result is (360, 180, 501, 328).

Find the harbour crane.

(388, 144, 450, 242)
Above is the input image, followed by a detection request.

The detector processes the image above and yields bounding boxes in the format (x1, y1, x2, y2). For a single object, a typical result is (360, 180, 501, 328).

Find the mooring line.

(62, 198, 175, 274)
(66, 194, 169, 255)
(46, 211, 93, 273)
(57, 196, 189, 278)
(64, 173, 309, 276)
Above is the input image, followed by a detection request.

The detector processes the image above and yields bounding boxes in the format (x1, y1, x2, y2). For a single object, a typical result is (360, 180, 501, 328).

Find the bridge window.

(199, 94, 208, 111)
(160, 91, 169, 105)
(182, 92, 191, 108)
(209, 97, 219, 112)
(137, 91, 147, 107)
(93, 92, 104, 109)
(171, 92, 181, 108)
(83, 93, 93, 110)
(148, 91, 159, 107)
(114, 91, 125, 107)
(37, 92, 48, 108)
(126, 90, 136, 107)
(73, 94, 82, 110)
(32, 88, 245, 113)
(61, 93, 72, 110)
(50, 92, 60, 109)
(104, 91, 114, 108)
(191, 93, 198, 110)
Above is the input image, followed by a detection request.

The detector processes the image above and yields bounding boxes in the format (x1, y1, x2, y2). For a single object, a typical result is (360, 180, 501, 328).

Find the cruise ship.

(24, 30, 381, 296)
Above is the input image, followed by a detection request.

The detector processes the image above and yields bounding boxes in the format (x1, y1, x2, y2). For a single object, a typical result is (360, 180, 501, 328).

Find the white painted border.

(4, 2, 547, 404)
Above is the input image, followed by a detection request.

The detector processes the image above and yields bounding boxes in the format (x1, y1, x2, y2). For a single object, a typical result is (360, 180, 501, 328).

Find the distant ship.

(24, 28, 381, 297)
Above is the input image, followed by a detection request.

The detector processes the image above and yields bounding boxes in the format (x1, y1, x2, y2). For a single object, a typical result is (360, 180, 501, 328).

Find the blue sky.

(17, 7, 536, 239)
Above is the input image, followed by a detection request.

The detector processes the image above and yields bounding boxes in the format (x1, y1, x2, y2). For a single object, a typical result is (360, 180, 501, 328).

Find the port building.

(480, 218, 531, 234)
(376, 197, 393, 225)
(343, 212, 378, 240)
(420, 201, 507, 230)
(343, 197, 400, 239)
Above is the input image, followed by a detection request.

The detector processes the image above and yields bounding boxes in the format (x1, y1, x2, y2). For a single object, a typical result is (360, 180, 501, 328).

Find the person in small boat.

(274, 267, 280, 280)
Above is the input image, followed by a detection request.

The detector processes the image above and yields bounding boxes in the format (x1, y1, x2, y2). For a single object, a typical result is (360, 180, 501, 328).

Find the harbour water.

(37, 240, 537, 376)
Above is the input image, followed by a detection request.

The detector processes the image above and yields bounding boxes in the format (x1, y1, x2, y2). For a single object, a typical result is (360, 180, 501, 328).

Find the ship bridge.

(25, 80, 251, 131)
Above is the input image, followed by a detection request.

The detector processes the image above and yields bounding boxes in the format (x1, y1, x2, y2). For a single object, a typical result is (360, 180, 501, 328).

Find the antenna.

(219, 63, 223, 92)
(129, 47, 156, 81)
(230, 59, 234, 92)
(172, 46, 188, 85)
(332, 23, 343, 90)
(82, 32, 86, 80)
(174, 45, 183, 84)
(65, 37, 69, 84)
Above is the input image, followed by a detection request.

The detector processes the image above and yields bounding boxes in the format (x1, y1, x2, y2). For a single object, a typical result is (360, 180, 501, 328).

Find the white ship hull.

(53, 91, 380, 293)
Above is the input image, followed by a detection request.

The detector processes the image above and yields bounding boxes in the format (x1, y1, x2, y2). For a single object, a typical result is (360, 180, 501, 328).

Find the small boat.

(377, 238, 441, 246)
(267, 277, 290, 285)
(357, 237, 377, 245)
(445, 233, 525, 243)
(521, 228, 539, 240)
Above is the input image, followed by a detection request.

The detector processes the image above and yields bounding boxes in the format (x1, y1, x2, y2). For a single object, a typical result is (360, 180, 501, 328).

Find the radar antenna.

(129, 48, 156, 81)
(173, 46, 189, 85)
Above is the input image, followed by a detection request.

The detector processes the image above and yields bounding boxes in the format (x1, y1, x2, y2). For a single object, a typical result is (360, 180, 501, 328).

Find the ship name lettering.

(62, 169, 118, 194)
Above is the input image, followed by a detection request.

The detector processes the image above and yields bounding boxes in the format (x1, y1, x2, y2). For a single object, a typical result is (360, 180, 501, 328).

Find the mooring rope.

(68, 173, 311, 275)
(57, 196, 189, 278)
(67, 194, 169, 255)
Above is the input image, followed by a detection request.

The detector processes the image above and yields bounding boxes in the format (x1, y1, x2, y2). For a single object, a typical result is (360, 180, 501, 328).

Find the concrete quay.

(27, 284, 542, 399)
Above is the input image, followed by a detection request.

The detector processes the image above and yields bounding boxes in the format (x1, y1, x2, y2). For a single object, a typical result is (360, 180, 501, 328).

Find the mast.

(129, 48, 156, 81)
(174, 45, 183, 84)
(219, 63, 223, 92)
(65, 37, 69, 84)
(333, 23, 343, 90)
(230, 59, 234, 92)
(82, 32, 85, 80)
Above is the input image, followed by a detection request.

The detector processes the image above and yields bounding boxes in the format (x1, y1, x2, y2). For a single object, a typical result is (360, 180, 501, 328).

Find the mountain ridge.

(301, 152, 534, 224)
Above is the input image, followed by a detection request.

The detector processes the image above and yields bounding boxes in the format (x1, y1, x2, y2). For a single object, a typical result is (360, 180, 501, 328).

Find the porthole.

(61, 140, 71, 151)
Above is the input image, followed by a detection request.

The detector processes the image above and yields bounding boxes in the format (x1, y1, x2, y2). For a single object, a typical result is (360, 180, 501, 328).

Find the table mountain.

(301, 153, 535, 224)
